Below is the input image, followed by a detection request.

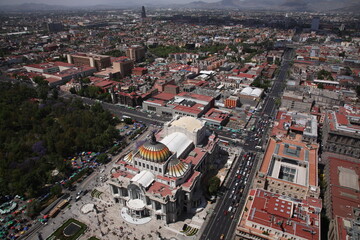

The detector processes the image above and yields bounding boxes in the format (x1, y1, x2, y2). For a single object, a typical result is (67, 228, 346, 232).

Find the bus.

(48, 199, 69, 218)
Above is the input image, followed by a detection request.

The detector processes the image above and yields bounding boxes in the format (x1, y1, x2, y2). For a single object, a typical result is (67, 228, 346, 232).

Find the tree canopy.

(0, 83, 119, 198)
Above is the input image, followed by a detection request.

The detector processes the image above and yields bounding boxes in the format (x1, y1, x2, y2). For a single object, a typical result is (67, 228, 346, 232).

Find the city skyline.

(0, 0, 218, 6)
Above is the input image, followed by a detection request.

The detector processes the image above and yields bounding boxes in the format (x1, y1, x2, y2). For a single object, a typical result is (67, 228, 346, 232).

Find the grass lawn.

(47, 218, 87, 240)
(88, 237, 100, 240)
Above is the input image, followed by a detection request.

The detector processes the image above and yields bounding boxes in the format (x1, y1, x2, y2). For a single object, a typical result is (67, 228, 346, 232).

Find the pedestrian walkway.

(120, 207, 152, 225)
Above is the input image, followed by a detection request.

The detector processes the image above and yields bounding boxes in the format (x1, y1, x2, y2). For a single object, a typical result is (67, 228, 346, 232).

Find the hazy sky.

(0, 0, 219, 6)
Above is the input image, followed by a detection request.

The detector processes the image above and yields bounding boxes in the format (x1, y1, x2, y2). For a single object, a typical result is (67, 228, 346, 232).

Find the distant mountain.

(0, 3, 127, 12)
(0, 3, 71, 12)
(0, 0, 358, 12)
(184, 0, 359, 12)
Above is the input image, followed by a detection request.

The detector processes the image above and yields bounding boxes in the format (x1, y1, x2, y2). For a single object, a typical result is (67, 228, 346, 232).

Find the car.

(220, 234, 225, 240)
(75, 195, 81, 201)
(77, 190, 83, 196)
(223, 210, 228, 216)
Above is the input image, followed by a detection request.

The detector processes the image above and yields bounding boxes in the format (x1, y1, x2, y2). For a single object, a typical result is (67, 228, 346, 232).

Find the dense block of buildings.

(108, 116, 219, 223)
(237, 189, 321, 240)
(322, 107, 360, 159)
(323, 153, 360, 240)
(142, 92, 215, 118)
(271, 111, 318, 144)
(281, 91, 312, 113)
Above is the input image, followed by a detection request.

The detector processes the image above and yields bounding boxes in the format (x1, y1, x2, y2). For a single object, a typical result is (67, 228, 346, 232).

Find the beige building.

(67, 53, 111, 71)
(255, 137, 320, 200)
(126, 45, 146, 62)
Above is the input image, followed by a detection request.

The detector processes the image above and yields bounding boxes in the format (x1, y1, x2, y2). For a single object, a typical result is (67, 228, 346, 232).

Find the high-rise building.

(311, 17, 320, 31)
(112, 56, 134, 78)
(47, 22, 64, 33)
(141, 6, 146, 19)
(126, 45, 146, 62)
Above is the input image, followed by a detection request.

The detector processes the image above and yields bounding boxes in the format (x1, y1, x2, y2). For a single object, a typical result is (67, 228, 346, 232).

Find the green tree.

(69, 87, 76, 94)
(208, 176, 220, 195)
(124, 118, 133, 124)
(50, 184, 62, 197)
(96, 153, 110, 164)
(52, 88, 59, 99)
(26, 199, 42, 218)
(317, 83, 324, 89)
(33, 76, 48, 86)
(274, 98, 281, 106)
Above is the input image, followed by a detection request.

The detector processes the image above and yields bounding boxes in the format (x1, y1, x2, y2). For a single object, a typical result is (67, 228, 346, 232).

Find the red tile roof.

(147, 181, 173, 197)
(243, 189, 321, 240)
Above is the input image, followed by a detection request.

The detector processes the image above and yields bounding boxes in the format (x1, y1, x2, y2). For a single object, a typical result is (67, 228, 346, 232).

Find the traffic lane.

(60, 92, 170, 125)
(203, 153, 244, 240)
(209, 158, 249, 239)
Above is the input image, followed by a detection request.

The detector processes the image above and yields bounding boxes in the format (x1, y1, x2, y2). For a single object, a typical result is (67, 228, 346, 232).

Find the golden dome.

(138, 133, 171, 163)
(123, 152, 133, 163)
(166, 158, 188, 177)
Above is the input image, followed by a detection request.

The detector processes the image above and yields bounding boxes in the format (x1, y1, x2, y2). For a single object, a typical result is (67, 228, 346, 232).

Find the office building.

(311, 17, 320, 31)
(112, 57, 134, 78)
(141, 6, 146, 19)
(47, 22, 64, 33)
(67, 53, 111, 71)
(126, 45, 146, 62)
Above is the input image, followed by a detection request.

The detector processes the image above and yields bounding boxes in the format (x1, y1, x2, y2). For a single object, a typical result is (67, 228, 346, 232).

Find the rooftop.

(260, 138, 318, 187)
(170, 116, 203, 133)
(239, 189, 321, 240)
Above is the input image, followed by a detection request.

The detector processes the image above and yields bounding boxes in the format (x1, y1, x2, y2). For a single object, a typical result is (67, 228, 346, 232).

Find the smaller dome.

(166, 159, 188, 177)
(123, 152, 133, 163)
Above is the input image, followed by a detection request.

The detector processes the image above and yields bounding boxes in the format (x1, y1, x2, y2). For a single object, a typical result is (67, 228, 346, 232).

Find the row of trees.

(0, 83, 119, 198)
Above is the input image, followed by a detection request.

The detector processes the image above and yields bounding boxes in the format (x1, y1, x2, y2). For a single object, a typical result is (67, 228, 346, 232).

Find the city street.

(199, 48, 294, 240)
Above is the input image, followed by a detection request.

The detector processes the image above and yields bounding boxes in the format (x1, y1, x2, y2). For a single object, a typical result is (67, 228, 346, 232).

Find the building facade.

(126, 45, 146, 62)
(109, 116, 219, 223)
(322, 108, 360, 159)
(67, 53, 111, 71)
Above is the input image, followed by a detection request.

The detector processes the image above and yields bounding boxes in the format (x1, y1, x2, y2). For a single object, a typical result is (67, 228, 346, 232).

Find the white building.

(109, 116, 219, 223)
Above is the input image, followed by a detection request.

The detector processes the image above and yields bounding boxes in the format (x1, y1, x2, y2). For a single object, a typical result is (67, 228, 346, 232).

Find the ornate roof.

(166, 158, 188, 177)
(123, 152, 133, 163)
(138, 132, 172, 163)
